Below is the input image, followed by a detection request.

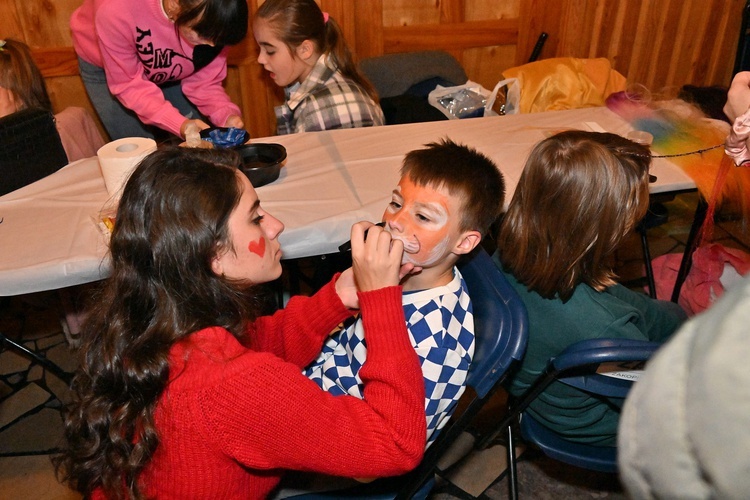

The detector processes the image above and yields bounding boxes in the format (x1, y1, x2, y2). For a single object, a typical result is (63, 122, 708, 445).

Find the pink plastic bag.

(651, 243, 750, 315)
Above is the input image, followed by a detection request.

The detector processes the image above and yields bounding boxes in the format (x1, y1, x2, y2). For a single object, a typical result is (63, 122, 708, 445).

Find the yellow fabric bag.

(501, 57, 627, 114)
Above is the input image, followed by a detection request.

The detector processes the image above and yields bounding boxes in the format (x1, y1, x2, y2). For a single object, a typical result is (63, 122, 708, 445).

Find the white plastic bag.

(428, 78, 520, 119)
(486, 78, 520, 116)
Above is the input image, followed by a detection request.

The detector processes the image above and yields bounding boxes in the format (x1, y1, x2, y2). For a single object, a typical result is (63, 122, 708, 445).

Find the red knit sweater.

(116, 279, 426, 499)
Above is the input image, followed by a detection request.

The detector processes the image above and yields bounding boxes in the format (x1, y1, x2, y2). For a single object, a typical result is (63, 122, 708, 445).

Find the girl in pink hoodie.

(70, 0, 247, 141)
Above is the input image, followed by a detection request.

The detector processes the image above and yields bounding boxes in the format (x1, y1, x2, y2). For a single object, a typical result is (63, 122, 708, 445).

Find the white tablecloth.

(0, 157, 113, 295)
(0, 107, 696, 296)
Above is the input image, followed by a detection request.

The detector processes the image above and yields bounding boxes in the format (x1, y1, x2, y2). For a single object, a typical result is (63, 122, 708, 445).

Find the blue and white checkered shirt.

(304, 268, 474, 447)
(275, 55, 385, 135)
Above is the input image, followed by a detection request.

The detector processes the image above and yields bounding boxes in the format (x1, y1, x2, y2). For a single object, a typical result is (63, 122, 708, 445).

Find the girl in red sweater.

(55, 147, 426, 499)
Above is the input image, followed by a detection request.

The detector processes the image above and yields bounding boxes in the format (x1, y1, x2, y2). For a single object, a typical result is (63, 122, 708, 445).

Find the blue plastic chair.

(479, 337, 661, 499)
(284, 246, 528, 499)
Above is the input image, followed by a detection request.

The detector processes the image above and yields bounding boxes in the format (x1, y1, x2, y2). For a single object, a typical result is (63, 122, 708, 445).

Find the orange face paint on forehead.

(395, 177, 451, 222)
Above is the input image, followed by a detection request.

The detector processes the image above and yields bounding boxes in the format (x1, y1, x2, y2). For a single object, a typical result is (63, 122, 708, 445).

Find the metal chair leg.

(507, 422, 519, 500)
(0, 332, 72, 384)
(671, 197, 708, 303)
(639, 226, 657, 299)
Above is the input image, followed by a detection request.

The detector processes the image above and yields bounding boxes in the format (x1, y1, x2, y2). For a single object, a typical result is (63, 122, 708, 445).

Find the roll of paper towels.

(97, 137, 157, 197)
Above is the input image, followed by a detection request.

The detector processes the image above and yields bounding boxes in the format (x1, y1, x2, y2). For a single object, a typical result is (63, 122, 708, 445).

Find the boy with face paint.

(304, 139, 505, 447)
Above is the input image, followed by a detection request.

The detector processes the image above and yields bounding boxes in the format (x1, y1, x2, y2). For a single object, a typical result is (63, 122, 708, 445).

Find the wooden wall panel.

(31, 47, 79, 78)
(15, 0, 79, 47)
(353, 0, 383, 59)
(667, 0, 699, 89)
(320, 0, 356, 50)
(46, 75, 92, 114)
(1, 0, 745, 141)
(373, 0, 521, 91)
(558, 0, 594, 56)
(516, 0, 564, 62)
(628, 2, 659, 88)
(462, 0, 519, 89)
(382, 19, 518, 53)
(0, 0, 25, 39)
(702, 0, 741, 86)
(610, 0, 642, 79)
(651, 0, 688, 92)
(440, 0, 464, 23)
(689, 0, 723, 86)
(465, 0, 520, 21)
(382, 0, 442, 27)
(523, 0, 745, 92)
(463, 45, 518, 91)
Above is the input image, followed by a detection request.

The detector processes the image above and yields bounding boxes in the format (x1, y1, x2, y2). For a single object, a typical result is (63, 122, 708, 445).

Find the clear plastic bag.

(436, 88, 487, 119)
(428, 79, 520, 120)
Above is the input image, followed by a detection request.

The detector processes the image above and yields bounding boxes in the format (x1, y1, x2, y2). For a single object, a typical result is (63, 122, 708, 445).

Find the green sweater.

(494, 252, 686, 446)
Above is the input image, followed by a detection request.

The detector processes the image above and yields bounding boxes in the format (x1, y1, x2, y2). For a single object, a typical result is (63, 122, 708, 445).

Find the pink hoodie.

(70, 0, 241, 136)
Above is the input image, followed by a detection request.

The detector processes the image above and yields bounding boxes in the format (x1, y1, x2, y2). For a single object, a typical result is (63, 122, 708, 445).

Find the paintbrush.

(338, 222, 386, 253)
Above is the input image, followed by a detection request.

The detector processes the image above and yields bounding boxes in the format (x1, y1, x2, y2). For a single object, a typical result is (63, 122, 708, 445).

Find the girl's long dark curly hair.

(54, 147, 260, 499)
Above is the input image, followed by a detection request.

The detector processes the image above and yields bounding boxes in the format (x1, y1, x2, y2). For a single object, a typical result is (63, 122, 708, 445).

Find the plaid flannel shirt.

(303, 268, 475, 447)
(275, 55, 384, 135)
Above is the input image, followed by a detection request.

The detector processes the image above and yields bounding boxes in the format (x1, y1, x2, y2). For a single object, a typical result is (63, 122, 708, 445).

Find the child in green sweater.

(495, 130, 686, 445)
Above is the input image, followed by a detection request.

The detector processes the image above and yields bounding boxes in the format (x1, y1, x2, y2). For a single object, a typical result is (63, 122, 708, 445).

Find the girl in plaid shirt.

(253, 0, 384, 134)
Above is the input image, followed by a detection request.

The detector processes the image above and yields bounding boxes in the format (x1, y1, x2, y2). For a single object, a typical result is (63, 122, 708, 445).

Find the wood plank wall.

(2, 0, 743, 140)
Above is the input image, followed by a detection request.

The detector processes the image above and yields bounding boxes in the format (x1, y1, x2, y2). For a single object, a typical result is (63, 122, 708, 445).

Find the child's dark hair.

(175, 0, 248, 46)
(400, 138, 505, 235)
(255, 0, 378, 102)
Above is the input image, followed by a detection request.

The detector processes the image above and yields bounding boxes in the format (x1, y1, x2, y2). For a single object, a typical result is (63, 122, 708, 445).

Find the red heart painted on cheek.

(248, 237, 266, 258)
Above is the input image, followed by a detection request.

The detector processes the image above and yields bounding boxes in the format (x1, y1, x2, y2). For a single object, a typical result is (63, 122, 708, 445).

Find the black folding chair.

(0, 107, 69, 196)
(0, 107, 72, 383)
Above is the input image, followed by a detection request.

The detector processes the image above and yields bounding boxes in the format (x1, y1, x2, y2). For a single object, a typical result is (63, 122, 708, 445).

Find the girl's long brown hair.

(54, 147, 261, 499)
(256, 0, 379, 102)
(497, 131, 651, 301)
(0, 38, 52, 112)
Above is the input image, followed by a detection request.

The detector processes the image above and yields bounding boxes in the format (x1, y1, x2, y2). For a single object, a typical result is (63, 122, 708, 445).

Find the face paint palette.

(235, 143, 287, 187)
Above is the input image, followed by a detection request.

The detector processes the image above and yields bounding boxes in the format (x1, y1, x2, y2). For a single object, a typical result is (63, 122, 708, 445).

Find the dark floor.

(2, 191, 750, 499)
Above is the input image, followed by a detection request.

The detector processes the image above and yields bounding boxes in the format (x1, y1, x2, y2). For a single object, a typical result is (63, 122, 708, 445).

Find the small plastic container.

(627, 130, 654, 146)
(235, 143, 287, 187)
